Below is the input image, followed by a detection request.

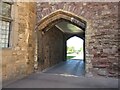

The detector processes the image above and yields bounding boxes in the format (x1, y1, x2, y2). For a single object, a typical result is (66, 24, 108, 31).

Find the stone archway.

(35, 9, 92, 75)
(37, 9, 86, 31)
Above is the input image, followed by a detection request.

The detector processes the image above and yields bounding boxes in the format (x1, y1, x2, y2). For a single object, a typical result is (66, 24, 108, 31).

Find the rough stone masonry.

(36, 2, 119, 77)
(1, 2, 119, 85)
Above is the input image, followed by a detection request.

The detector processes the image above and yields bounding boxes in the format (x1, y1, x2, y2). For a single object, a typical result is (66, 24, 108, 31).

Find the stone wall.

(37, 26, 65, 70)
(37, 2, 119, 77)
(1, 2, 119, 85)
(2, 2, 36, 84)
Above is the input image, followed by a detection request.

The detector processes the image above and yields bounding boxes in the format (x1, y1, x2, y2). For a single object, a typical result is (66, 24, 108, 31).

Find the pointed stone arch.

(35, 9, 93, 75)
(37, 9, 87, 31)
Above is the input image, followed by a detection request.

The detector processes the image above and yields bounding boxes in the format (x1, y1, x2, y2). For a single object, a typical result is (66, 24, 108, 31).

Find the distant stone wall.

(37, 2, 119, 77)
(2, 2, 36, 84)
(37, 26, 65, 70)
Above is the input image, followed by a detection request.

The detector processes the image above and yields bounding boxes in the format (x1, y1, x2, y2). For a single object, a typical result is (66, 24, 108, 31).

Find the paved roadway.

(4, 60, 119, 88)
(44, 60, 85, 76)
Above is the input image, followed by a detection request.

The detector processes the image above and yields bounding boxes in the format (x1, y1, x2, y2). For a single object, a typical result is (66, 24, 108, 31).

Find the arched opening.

(67, 36, 84, 60)
(36, 9, 86, 76)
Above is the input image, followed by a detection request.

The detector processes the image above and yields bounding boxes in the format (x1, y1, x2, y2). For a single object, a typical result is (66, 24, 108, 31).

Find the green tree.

(67, 46, 75, 54)
(78, 47, 83, 53)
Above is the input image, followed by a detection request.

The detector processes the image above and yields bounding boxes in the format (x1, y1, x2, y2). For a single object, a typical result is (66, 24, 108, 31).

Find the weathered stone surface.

(1, 2, 119, 85)
(38, 26, 65, 70)
(2, 2, 36, 84)
(37, 2, 119, 78)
